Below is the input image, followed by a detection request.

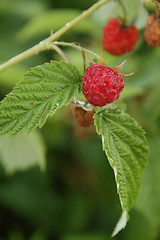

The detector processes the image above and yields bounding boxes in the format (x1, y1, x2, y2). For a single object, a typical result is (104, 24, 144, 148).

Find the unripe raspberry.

(72, 106, 95, 127)
(102, 18, 139, 56)
(82, 64, 124, 107)
(144, 14, 160, 46)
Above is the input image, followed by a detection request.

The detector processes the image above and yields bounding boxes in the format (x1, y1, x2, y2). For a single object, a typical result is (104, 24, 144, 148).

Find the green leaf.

(61, 233, 109, 240)
(29, 230, 47, 240)
(136, 137, 160, 234)
(0, 131, 46, 174)
(121, 0, 141, 23)
(135, 4, 149, 30)
(0, 0, 46, 18)
(120, 84, 144, 100)
(92, 0, 141, 27)
(0, 61, 82, 136)
(0, 65, 26, 87)
(16, 9, 94, 42)
(129, 48, 160, 88)
(142, 83, 160, 121)
(94, 108, 148, 236)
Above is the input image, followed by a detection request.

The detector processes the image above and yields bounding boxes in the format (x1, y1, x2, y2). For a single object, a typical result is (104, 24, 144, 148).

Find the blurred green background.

(0, 0, 160, 239)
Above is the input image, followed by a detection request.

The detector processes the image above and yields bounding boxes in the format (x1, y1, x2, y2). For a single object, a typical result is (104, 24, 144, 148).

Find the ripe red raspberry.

(82, 64, 124, 107)
(102, 18, 139, 56)
(144, 14, 160, 46)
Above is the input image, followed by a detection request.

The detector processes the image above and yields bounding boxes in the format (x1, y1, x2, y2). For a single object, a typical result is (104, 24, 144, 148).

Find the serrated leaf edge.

(0, 61, 82, 136)
(94, 108, 148, 237)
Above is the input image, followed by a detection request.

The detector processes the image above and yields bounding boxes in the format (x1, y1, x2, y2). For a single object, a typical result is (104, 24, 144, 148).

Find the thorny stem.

(0, 0, 110, 72)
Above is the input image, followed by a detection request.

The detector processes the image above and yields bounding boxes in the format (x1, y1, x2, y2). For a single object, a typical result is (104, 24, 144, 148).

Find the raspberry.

(102, 18, 139, 56)
(82, 64, 124, 107)
(72, 106, 95, 127)
(144, 14, 160, 46)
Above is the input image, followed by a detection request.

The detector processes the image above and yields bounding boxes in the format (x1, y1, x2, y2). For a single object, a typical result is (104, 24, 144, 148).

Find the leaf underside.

(94, 108, 148, 235)
(0, 131, 46, 173)
(0, 61, 82, 136)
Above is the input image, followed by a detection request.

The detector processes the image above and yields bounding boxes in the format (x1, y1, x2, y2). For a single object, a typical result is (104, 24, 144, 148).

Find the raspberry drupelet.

(102, 18, 139, 56)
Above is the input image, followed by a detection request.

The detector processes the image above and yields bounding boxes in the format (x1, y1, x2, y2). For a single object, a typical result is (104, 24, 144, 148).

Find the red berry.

(102, 18, 139, 56)
(144, 14, 160, 46)
(82, 64, 124, 107)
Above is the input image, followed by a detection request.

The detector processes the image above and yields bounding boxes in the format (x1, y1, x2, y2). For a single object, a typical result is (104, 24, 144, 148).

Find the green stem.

(52, 41, 101, 60)
(0, 0, 110, 72)
(49, 44, 71, 63)
(118, 0, 127, 24)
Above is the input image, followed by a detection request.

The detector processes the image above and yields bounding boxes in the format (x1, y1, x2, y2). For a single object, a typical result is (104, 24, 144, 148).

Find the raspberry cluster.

(102, 18, 139, 56)
(82, 64, 124, 107)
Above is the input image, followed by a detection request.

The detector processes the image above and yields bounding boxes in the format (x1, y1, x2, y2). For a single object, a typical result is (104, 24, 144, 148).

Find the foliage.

(0, 61, 82, 135)
(94, 108, 148, 235)
(0, 131, 46, 174)
(0, 0, 159, 239)
(16, 10, 94, 42)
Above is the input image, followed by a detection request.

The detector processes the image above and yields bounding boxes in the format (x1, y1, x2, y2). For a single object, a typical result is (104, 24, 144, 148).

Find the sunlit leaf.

(0, 131, 46, 173)
(135, 4, 149, 29)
